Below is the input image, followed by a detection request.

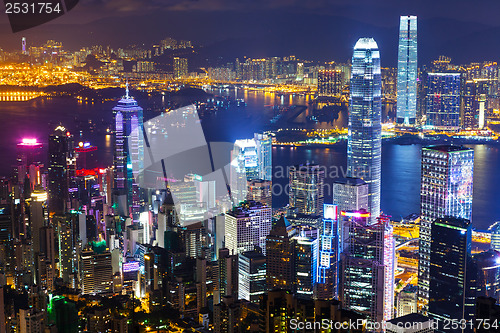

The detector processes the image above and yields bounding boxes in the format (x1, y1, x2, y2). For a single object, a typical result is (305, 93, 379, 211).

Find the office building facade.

(224, 201, 272, 255)
(428, 217, 475, 325)
(418, 145, 474, 314)
(289, 163, 325, 216)
(339, 210, 395, 323)
(396, 15, 418, 125)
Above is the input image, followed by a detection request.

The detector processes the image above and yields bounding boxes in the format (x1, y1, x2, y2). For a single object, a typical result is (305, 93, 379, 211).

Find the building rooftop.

(423, 145, 472, 153)
(334, 177, 367, 186)
(354, 38, 378, 50)
(434, 216, 471, 230)
(387, 313, 432, 325)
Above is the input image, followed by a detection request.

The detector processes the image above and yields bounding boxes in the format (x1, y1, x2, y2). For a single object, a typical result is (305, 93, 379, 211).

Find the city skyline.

(1, 2, 500, 332)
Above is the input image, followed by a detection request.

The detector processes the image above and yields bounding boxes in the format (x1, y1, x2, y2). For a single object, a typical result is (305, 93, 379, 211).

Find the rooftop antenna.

(125, 79, 129, 99)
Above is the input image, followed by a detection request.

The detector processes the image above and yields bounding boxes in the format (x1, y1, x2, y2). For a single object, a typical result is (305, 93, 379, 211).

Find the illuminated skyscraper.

(396, 16, 418, 125)
(173, 57, 188, 78)
(339, 210, 395, 323)
(238, 249, 266, 303)
(231, 133, 272, 204)
(224, 200, 272, 255)
(428, 217, 475, 326)
(113, 85, 144, 223)
(316, 204, 338, 300)
(289, 163, 325, 216)
(332, 177, 369, 220)
(292, 224, 319, 299)
(418, 145, 474, 314)
(347, 38, 382, 222)
(48, 126, 72, 215)
(266, 215, 295, 291)
(425, 73, 461, 130)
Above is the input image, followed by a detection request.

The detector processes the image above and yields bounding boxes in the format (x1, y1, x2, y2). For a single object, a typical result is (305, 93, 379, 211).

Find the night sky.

(0, 0, 499, 65)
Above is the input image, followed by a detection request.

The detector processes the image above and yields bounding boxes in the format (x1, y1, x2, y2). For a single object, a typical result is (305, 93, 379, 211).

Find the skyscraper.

(173, 57, 188, 78)
(461, 78, 489, 129)
(425, 73, 461, 130)
(231, 133, 272, 204)
(316, 204, 339, 300)
(332, 177, 369, 219)
(339, 210, 395, 323)
(254, 132, 272, 181)
(48, 126, 72, 215)
(292, 225, 319, 299)
(428, 217, 475, 326)
(238, 249, 266, 303)
(289, 163, 325, 216)
(347, 38, 382, 222)
(224, 200, 272, 255)
(113, 85, 144, 223)
(266, 215, 295, 291)
(418, 145, 474, 313)
(396, 16, 418, 125)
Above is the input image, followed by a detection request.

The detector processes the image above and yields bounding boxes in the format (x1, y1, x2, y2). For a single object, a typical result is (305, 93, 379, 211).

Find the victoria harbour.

(2, 91, 500, 230)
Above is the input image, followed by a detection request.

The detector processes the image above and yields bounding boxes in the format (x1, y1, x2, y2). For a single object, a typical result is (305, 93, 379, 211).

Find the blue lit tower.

(418, 145, 474, 314)
(347, 38, 382, 223)
(396, 16, 418, 125)
(113, 84, 144, 223)
(316, 204, 339, 300)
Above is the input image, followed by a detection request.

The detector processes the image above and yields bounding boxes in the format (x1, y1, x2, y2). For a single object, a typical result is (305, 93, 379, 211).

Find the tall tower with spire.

(347, 38, 382, 223)
(113, 83, 144, 223)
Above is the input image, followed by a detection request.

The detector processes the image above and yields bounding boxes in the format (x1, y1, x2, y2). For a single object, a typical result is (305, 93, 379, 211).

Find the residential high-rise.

(215, 248, 239, 304)
(19, 308, 45, 333)
(58, 215, 76, 284)
(80, 249, 113, 295)
(289, 163, 325, 216)
(418, 145, 474, 313)
(238, 249, 266, 303)
(396, 16, 418, 125)
(173, 57, 188, 78)
(113, 85, 144, 223)
(425, 73, 461, 130)
(266, 215, 295, 291)
(317, 69, 342, 97)
(48, 125, 72, 215)
(224, 200, 272, 255)
(428, 217, 475, 326)
(339, 210, 395, 324)
(347, 38, 382, 223)
(332, 177, 369, 220)
(461, 78, 489, 129)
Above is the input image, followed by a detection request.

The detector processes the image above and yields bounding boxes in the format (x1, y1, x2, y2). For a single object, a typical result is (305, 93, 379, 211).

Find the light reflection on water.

(1, 90, 499, 229)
